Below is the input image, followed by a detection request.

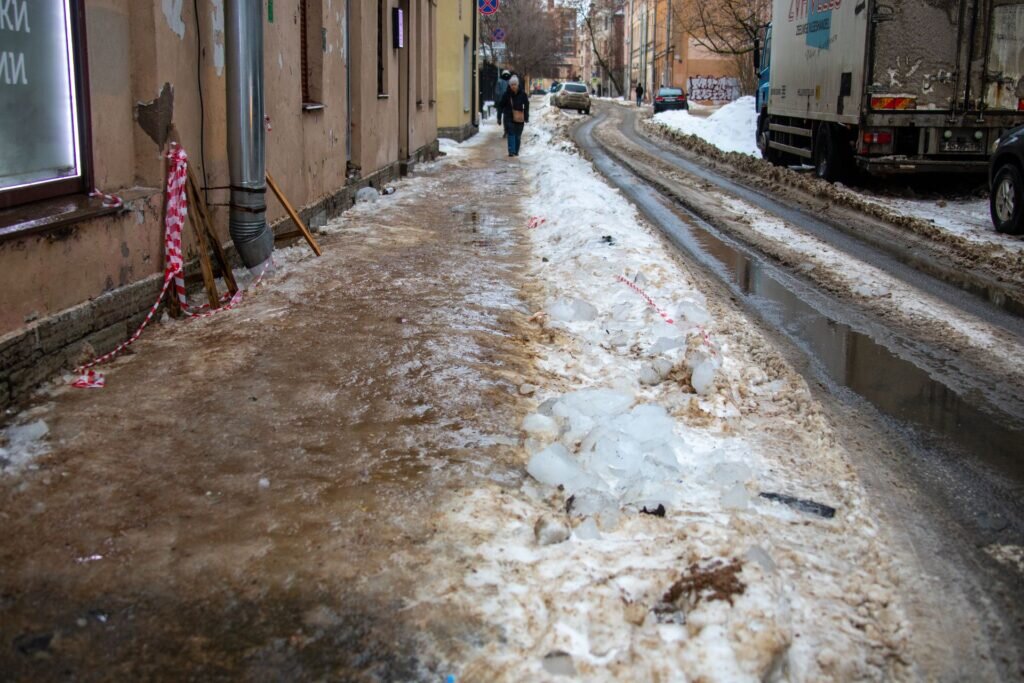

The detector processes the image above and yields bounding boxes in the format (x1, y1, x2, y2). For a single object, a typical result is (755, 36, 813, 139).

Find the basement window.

(300, 0, 325, 109)
(0, 0, 91, 210)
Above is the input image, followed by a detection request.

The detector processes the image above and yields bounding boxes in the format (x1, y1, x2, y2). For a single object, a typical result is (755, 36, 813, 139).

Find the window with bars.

(377, 0, 388, 95)
(300, 0, 324, 107)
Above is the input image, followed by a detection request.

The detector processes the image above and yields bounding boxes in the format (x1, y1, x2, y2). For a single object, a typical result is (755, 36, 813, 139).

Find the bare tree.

(480, 0, 557, 84)
(568, 0, 625, 95)
(674, 0, 770, 58)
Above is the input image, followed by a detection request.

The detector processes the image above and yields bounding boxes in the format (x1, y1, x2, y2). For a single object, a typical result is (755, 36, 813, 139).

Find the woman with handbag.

(498, 75, 530, 157)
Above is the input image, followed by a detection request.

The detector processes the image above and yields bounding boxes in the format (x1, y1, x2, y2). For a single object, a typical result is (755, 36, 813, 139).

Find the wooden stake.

(185, 180, 221, 308)
(186, 168, 238, 295)
(265, 171, 323, 256)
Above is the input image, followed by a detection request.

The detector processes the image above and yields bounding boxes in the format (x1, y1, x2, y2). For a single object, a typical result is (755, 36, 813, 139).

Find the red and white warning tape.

(71, 143, 268, 389)
(614, 274, 717, 356)
(615, 274, 675, 325)
(89, 188, 123, 209)
(527, 216, 546, 229)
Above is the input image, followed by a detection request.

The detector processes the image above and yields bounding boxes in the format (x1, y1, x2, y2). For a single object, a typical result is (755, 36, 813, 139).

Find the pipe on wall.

(224, 0, 273, 271)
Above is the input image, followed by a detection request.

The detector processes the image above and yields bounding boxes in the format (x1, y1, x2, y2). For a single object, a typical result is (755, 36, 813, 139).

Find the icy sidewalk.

(422, 103, 912, 680)
(0, 131, 539, 679)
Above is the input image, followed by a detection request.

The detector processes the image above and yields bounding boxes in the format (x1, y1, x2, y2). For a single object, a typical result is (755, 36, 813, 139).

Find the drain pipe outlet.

(225, 0, 273, 271)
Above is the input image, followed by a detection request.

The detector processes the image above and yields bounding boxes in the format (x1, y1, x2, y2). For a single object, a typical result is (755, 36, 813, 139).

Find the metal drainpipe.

(225, 0, 274, 272)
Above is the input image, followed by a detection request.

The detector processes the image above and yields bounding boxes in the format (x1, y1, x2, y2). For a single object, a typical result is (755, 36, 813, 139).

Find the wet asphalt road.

(576, 102, 1024, 680)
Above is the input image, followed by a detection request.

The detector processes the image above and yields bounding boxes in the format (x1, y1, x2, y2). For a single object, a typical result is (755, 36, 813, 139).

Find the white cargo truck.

(754, 0, 1024, 179)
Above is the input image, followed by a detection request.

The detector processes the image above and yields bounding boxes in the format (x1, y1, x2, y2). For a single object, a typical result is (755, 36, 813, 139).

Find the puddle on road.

(581, 121, 1024, 478)
(692, 224, 1023, 469)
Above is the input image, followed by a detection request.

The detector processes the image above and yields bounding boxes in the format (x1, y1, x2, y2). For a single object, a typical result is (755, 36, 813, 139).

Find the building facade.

(577, 2, 626, 97)
(624, 0, 740, 102)
(547, 0, 579, 81)
(0, 0, 438, 409)
(437, 0, 478, 141)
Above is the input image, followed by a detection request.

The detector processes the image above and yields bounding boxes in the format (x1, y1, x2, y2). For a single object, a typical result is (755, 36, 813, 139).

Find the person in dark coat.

(498, 75, 530, 157)
(635, 82, 645, 106)
(494, 69, 511, 134)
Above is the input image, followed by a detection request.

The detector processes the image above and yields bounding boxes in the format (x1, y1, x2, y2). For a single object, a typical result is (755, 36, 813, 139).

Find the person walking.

(635, 82, 645, 107)
(498, 75, 529, 157)
(494, 70, 511, 135)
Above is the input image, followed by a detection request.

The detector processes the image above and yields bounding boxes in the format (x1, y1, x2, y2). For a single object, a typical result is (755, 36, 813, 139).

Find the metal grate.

(300, 0, 310, 103)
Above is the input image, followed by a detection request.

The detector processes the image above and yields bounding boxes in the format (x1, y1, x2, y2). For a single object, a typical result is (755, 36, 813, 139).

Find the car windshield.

(658, 88, 684, 97)
(564, 84, 588, 93)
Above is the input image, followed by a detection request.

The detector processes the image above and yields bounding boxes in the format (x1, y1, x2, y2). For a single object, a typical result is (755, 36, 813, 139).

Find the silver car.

(553, 82, 591, 115)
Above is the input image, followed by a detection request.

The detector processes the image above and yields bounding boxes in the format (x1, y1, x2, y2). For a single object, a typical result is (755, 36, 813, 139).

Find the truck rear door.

(984, 2, 1024, 111)
(867, 0, 961, 112)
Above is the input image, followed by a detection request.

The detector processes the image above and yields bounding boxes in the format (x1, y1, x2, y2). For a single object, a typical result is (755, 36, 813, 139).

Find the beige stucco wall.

(437, 0, 475, 132)
(1, 0, 436, 338)
(350, 0, 436, 175)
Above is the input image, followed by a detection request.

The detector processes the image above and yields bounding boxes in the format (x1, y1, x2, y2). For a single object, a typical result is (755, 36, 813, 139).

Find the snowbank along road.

(573, 98, 1024, 679)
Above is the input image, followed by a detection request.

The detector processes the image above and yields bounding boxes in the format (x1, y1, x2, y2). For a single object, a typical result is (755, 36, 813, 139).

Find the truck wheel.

(758, 112, 781, 165)
(813, 125, 846, 182)
(991, 164, 1024, 235)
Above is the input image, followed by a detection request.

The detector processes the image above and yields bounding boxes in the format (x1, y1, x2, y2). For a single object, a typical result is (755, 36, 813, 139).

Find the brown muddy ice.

(0, 138, 535, 680)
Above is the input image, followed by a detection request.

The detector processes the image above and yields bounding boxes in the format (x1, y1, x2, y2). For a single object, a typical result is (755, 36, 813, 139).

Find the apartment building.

(624, 0, 740, 101)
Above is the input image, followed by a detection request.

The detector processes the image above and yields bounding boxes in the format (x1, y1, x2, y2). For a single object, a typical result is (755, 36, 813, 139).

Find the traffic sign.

(492, 27, 506, 41)
(478, 0, 499, 16)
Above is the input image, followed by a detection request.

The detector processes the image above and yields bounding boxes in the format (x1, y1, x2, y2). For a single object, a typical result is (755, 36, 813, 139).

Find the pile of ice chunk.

(524, 389, 687, 516)
(547, 298, 598, 322)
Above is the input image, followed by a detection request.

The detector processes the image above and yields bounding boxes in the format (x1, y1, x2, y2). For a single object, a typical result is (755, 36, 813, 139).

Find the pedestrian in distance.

(494, 70, 512, 136)
(498, 75, 530, 158)
(635, 82, 645, 107)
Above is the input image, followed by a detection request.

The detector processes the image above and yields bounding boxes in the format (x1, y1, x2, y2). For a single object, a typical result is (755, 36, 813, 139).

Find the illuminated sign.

(393, 8, 404, 48)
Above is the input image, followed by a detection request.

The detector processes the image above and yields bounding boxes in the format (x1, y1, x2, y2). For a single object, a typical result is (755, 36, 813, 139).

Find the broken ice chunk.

(745, 545, 777, 573)
(574, 517, 602, 540)
(6, 420, 49, 446)
(355, 187, 379, 203)
(649, 336, 686, 355)
(639, 364, 662, 386)
(554, 388, 634, 419)
(621, 477, 676, 509)
(566, 488, 620, 530)
(712, 461, 752, 488)
(534, 515, 571, 546)
(721, 483, 749, 510)
(522, 413, 559, 439)
(614, 404, 675, 448)
(526, 443, 600, 492)
(542, 651, 577, 676)
(547, 298, 598, 322)
(675, 300, 711, 326)
(691, 360, 716, 395)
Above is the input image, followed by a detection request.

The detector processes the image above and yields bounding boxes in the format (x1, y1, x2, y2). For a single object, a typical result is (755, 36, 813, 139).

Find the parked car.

(553, 82, 591, 115)
(653, 87, 688, 114)
(990, 124, 1024, 235)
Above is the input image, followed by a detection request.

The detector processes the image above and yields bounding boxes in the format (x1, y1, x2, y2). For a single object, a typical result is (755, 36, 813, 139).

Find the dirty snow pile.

(652, 96, 759, 156)
(429, 102, 910, 680)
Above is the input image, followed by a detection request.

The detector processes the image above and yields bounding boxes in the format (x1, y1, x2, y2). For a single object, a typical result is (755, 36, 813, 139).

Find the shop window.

(0, 0, 90, 209)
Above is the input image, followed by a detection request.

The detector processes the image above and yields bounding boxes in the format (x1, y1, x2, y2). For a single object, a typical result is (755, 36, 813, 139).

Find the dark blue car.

(990, 124, 1024, 235)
